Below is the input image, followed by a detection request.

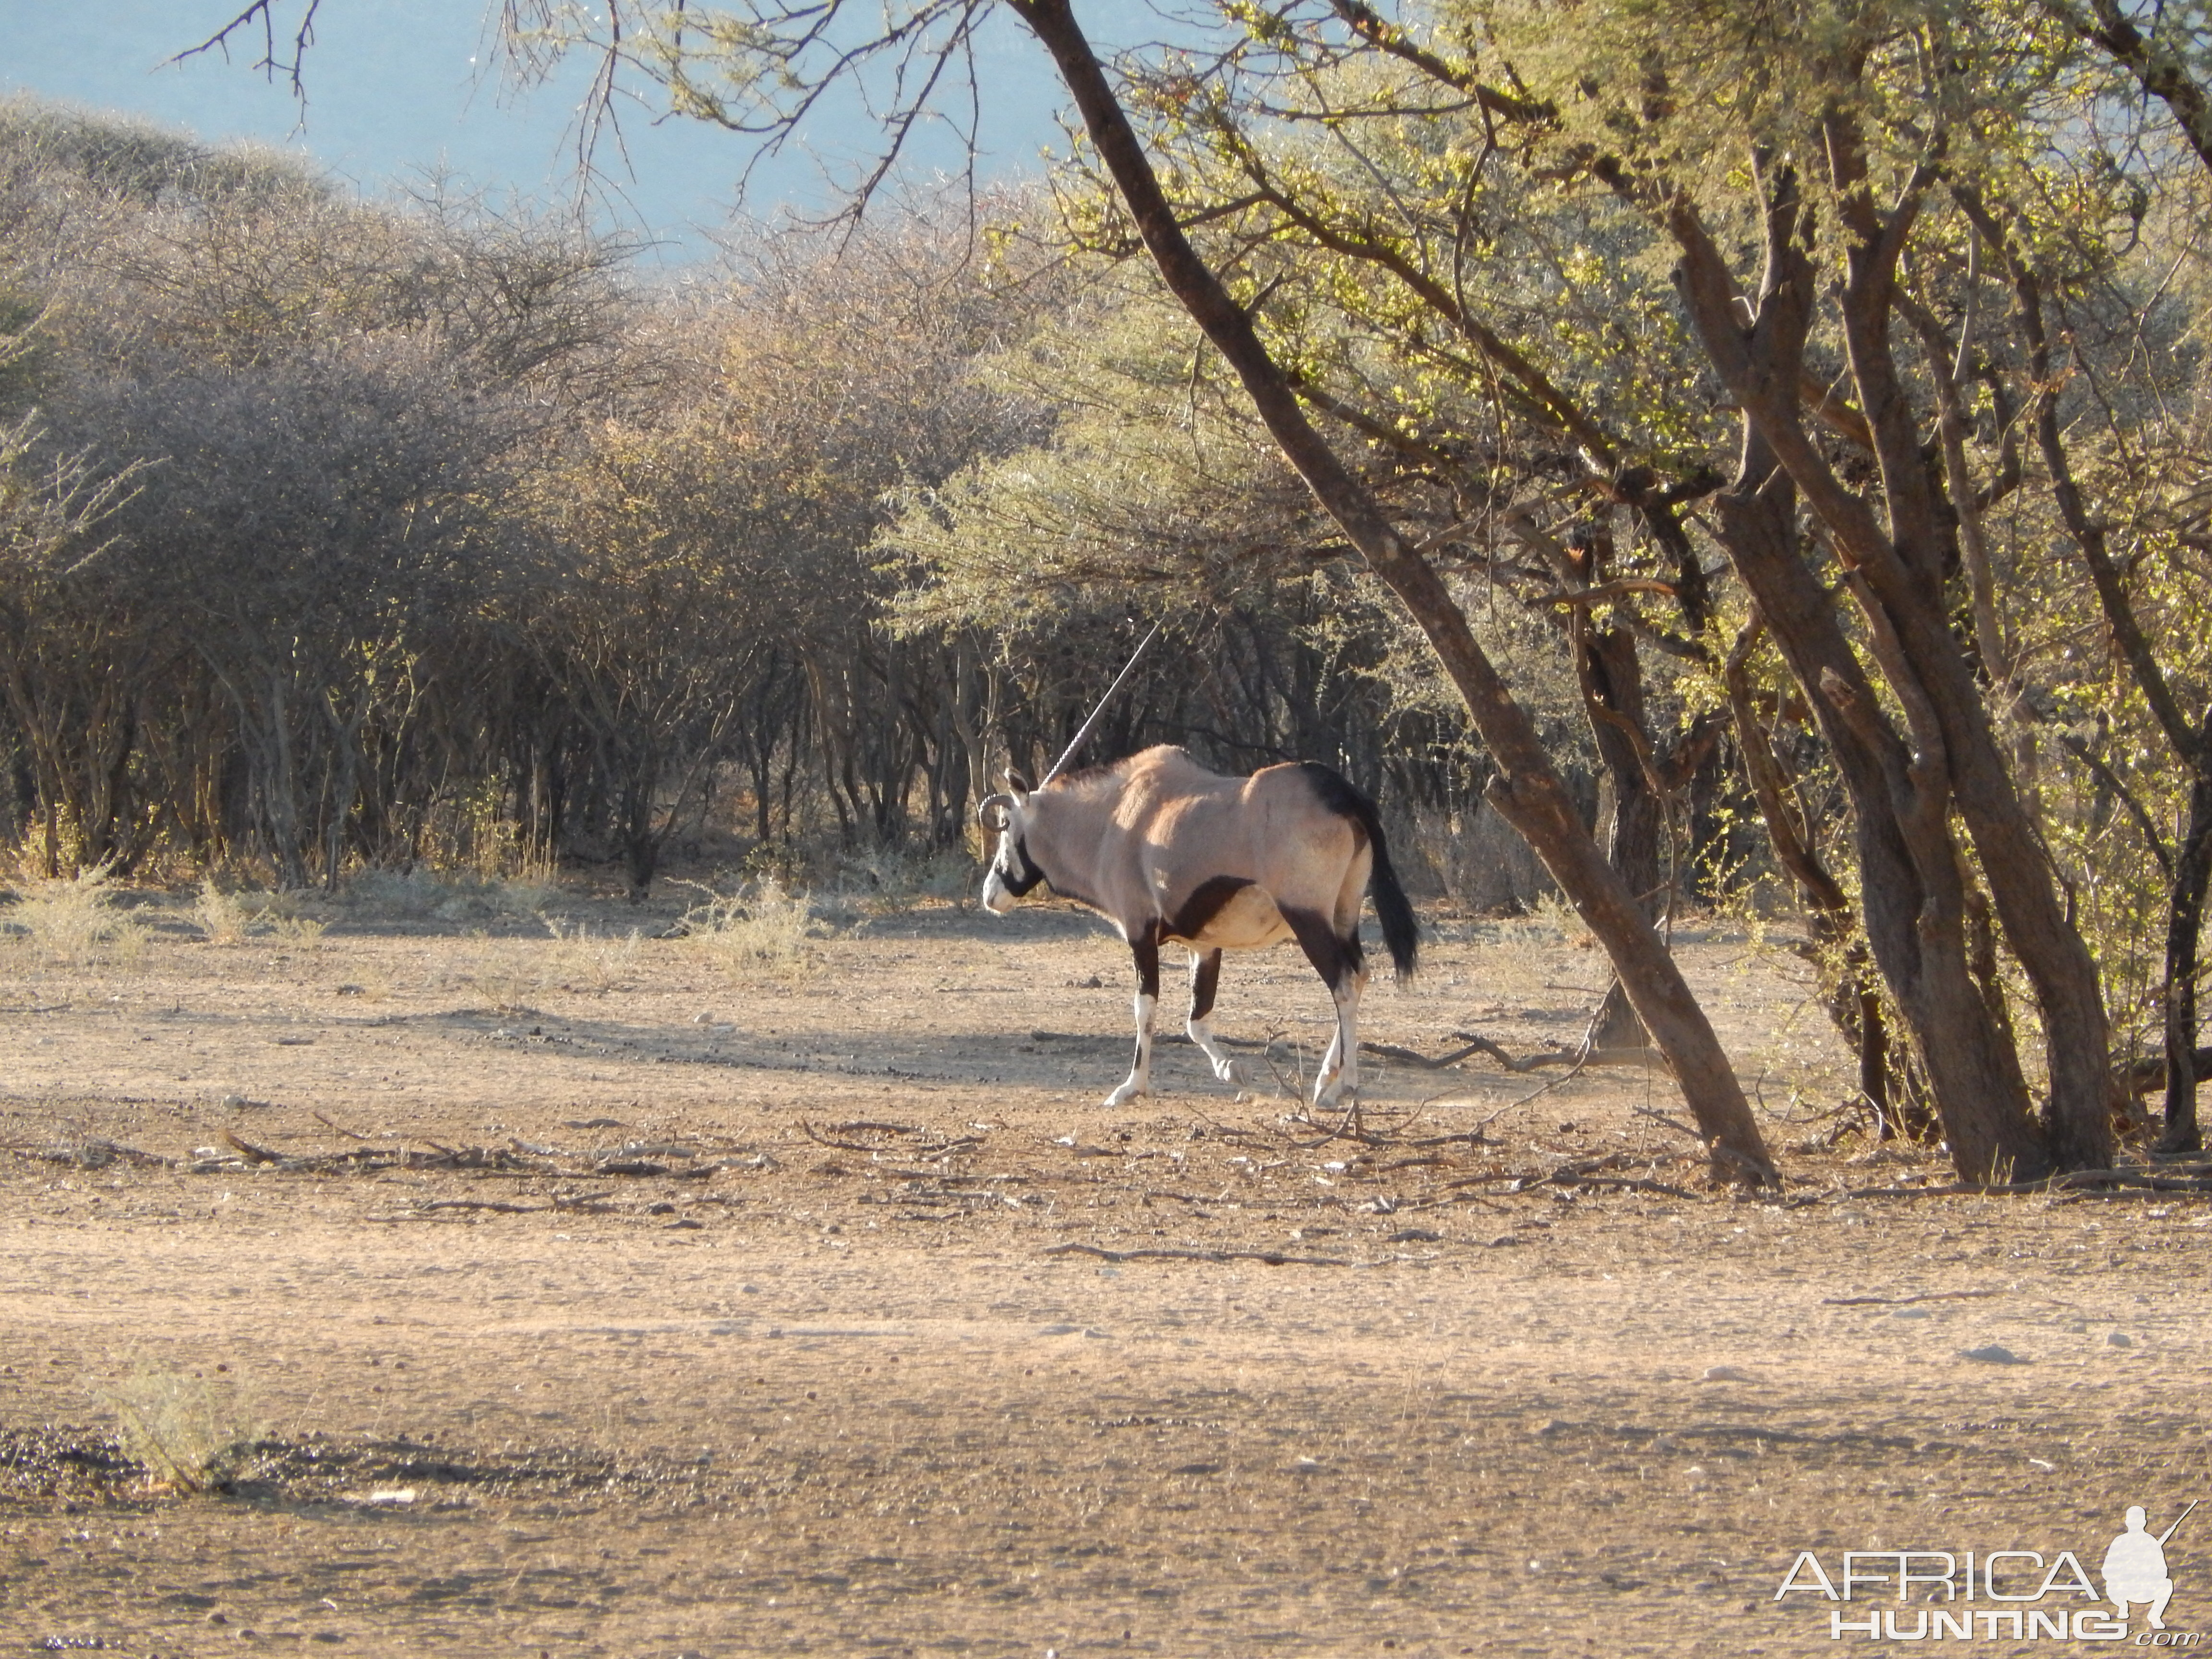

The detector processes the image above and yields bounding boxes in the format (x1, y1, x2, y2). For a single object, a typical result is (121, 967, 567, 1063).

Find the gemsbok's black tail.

(1299, 763, 1420, 982)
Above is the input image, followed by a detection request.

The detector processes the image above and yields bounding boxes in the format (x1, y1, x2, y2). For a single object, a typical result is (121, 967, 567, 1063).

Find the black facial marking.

(998, 835, 1046, 896)
(1163, 875, 1252, 942)
(1190, 949, 1223, 1022)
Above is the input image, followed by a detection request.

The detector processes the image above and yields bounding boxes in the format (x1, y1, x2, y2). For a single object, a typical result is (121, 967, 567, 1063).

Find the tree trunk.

(1719, 613, 1927, 1136)
(1010, 0, 1775, 1183)
(1813, 135, 2114, 1171)
(1575, 600, 1662, 1054)
(1662, 165, 2065, 1180)
(2162, 725, 2212, 1151)
(1710, 423, 2048, 1181)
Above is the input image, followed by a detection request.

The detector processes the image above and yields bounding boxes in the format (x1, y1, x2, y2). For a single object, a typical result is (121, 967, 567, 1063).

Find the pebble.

(2106, 1331, 2134, 1347)
(1699, 1365, 1752, 1383)
(1959, 1344, 2028, 1364)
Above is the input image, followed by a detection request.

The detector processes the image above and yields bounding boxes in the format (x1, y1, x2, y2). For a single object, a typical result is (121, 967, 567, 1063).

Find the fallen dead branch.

(1439, 1152, 1695, 1199)
(222, 1130, 281, 1165)
(800, 1119, 979, 1157)
(10, 1139, 168, 1168)
(1820, 1289, 2002, 1307)
(1564, 1174, 1700, 1198)
(1029, 1029, 1268, 1050)
(1359, 1031, 1579, 1073)
(2120, 1045, 2212, 1097)
(1633, 1106, 1706, 1142)
(2050, 1186, 2212, 1204)
(1839, 1169, 2212, 1200)
(1042, 1241, 1354, 1267)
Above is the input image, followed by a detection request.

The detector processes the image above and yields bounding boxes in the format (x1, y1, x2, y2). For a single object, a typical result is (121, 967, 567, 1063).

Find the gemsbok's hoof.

(1105, 1079, 1148, 1107)
(1212, 1057, 1247, 1085)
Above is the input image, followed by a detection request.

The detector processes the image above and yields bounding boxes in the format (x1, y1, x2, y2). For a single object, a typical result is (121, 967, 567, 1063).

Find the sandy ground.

(2, 888, 2209, 1657)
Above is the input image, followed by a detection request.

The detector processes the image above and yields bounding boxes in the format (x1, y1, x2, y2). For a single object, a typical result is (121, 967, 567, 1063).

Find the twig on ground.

(1633, 1106, 1705, 1142)
(1042, 1241, 1354, 1267)
(1359, 1031, 1579, 1073)
(801, 1119, 968, 1154)
(222, 1130, 281, 1165)
(1821, 1289, 2001, 1307)
(1561, 1174, 1700, 1198)
(1284, 1100, 1421, 1150)
(1839, 1169, 2212, 1200)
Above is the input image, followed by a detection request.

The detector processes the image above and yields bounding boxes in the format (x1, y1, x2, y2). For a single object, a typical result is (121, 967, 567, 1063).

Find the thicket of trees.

(11, 0, 2212, 1181)
(0, 101, 1488, 903)
(508, 0, 2212, 1180)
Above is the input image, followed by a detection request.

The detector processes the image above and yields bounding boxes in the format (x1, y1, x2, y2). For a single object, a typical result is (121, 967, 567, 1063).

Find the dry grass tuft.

(99, 1365, 260, 1492)
(192, 878, 254, 944)
(1, 861, 145, 964)
(540, 917, 644, 993)
(674, 880, 823, 980)
(834, 844, 976, 915)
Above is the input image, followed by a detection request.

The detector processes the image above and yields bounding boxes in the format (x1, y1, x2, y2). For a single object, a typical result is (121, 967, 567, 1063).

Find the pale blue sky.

(1, 0, 1068, 263)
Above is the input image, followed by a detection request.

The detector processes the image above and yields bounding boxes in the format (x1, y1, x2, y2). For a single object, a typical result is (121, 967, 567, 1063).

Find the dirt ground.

(3, 884, 2209, 1658)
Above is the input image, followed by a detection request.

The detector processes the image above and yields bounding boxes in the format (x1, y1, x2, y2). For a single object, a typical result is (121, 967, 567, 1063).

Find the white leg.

(1106, 991, 1156, 1106)
(1190, 1017, 1244, 1084)
(1313, 971, 1364, 1106)
(1187, 949, 1243, 1083)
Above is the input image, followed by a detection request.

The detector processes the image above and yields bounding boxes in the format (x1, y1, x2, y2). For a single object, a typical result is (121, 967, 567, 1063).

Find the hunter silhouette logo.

(2104, 1502, 2194, 1633)
(1775, 1499, 2199, 1642)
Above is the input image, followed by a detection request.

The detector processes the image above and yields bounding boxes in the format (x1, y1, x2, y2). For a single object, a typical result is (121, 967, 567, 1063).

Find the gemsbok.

(977, 745, 1418, 1107)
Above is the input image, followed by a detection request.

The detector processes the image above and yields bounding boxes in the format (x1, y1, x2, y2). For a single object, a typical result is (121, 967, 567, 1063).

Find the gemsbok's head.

(977, 769, 1045, 914)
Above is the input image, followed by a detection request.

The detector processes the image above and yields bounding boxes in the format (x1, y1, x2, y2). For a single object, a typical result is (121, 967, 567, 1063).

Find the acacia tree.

(1001, 0, 2127, 1180)
(2009, 0, 2212, 1149)
(466, 0, 1778, 1181)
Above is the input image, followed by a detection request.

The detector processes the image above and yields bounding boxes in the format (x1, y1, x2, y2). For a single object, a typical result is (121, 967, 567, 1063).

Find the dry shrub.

(192, 878, 254, 943)
(675, 880, 822, 980)
(835, 844, 976, 915)
(349, 868, 556, 924)
(99, 1365, 259, 1492)
(268, 913, 328, 947)
(0, 861, 145, 964)
(194, 880, 332, 946)
(541, 916, 644, 992)
(345, 869, 445, 918)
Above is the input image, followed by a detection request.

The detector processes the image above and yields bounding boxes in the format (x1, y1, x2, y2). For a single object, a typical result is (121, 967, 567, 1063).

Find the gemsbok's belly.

(1175, 881, 1291, 951)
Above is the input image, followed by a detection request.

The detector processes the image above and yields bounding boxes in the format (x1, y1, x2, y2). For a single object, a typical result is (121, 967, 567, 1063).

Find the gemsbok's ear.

(1001, 768, 1032, 796)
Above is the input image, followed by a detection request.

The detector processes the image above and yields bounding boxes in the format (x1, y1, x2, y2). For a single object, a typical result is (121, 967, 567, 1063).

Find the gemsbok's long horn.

(976, 792, 1015, 830)
(1040, 621, 1164, 786)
